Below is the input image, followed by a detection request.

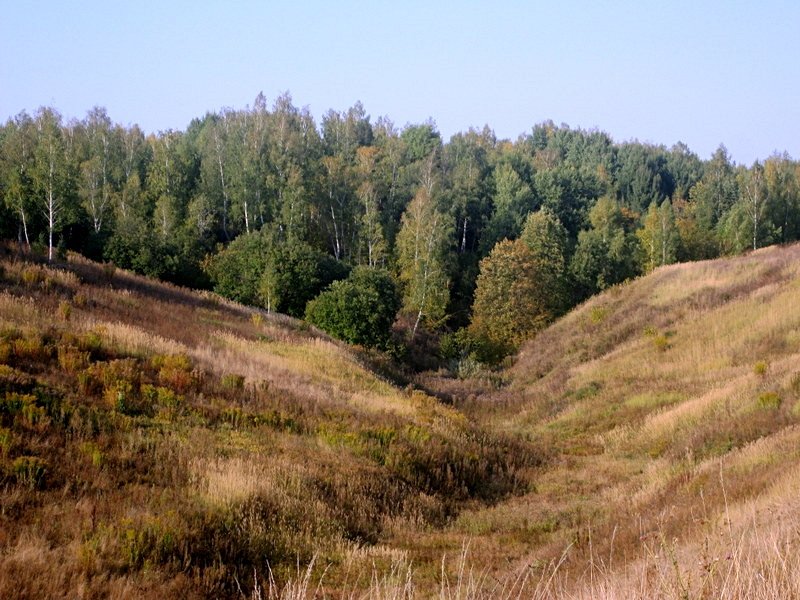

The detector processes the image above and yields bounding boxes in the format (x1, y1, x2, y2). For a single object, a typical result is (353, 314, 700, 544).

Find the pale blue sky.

(2, 1, 798, 164)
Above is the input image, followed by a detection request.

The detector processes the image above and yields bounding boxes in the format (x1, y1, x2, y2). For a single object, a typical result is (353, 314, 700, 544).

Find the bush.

(221, 373, 245, 391)
(260, 240, 350, 317)
(203, 231, 272, 306)
(757, 391, 781, 410)
(440, 327, 503, 367)
(305, 267, 400, 349)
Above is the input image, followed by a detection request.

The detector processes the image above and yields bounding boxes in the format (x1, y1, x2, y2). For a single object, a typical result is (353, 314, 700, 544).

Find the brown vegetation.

(2, 243, 800, 598)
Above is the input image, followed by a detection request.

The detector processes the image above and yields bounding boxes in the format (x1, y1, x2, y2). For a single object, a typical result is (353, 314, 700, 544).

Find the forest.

(2, 93, 798, 361)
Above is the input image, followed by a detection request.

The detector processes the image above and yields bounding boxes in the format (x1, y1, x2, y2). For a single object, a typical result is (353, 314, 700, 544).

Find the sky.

(2, 1, 799, 165)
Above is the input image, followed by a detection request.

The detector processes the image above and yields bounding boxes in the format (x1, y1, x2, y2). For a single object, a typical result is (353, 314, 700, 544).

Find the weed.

(79, 441, 104, 468)
(0, 426, 13, 457)
(11, 336, 50, 362)
(153, 353, 199, 392)
(653, 334, 670, 352)
(757, 391, 781, 410)
(57, 346, 90, 373)
(589, 305, 609, 324)
(20, 266, 43, 287)
(12, 456, 47, 489)
(58, 300, 72, 321)
(222, 373, 246, 391)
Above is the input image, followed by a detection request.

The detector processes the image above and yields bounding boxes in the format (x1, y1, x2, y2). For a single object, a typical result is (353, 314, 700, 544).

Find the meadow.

(2, 242, 800, 598)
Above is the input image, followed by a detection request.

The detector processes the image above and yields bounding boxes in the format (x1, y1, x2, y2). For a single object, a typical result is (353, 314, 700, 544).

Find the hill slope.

(435, 242, 800, 598)
(0, 249, 536, 598)
(2, 244, 800, 598)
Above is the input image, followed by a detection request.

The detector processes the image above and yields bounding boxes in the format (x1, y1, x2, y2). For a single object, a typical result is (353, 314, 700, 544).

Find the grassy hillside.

(434, 242, 800, 598)
(2, 244, 800, 598)
(0, 248, 537, 598)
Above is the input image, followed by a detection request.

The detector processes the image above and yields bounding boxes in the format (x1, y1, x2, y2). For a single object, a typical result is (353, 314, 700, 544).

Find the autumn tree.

(203, 230, 272, 306)
(76, 107, 118, 237)
(258, 237, 348, 317)
(764, 153, 800, 244)
(396, 185, 452, 338)
(355, 146, 386, 266)
(469, 239, 551, 359)
(719, 163, 770, 253)
(690, 144, 738, 230)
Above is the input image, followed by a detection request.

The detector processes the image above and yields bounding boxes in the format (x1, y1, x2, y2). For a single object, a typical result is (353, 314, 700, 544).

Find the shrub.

(203, 231, 272, 306)
(440, 327, 502, 367)
(469, 239, 553, 359)
(757, 391, 781, 410)
(73, 293, 88, 308)
(58, 300, 72, 321)
(20, 266, 43, 287)
(57, 346, 90, 373)
(653, 334, 670, 352)
(305, 267, 400, 349)
(12, 456, 47, 489)
(153, 354, 198, 392)
(260, 240, 350, 317)
(754, 360, 769, 376)
(221, 373, 245, 391)
(102, 262, 116, 281)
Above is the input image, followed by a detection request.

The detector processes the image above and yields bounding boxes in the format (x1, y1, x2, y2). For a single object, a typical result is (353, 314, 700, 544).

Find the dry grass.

(3, 243, 800, 598)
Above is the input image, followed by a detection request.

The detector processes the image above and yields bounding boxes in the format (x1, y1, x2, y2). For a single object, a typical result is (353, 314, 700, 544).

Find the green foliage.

(638, 200, 679, 273)
(396, 186, 453, 336)
(203, 230, 272, 305)
(570, 196, 642, 300)
(481, 164, 534, 253)
(4, 97, 800, 363)
(259, 238, 349, 317)
(519, 208, 570, 315)
(440, 327, 501, 367)
(305, 267, 400, 349)
(469, 239, 551, 360)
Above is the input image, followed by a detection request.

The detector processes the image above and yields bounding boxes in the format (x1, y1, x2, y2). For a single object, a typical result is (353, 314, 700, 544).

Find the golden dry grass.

(4, 243, 800, 598)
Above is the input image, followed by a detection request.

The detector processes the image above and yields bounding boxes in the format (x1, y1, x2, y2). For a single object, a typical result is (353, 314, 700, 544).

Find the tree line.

(2, 94, 799, 360)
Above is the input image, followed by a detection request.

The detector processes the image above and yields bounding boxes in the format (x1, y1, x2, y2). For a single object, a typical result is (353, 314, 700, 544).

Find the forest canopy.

(2, 94, 798, 359)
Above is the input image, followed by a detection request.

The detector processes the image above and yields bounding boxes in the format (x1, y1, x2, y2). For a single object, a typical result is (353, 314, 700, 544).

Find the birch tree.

(32, 107, 69, 261)
(0, 112, 35, 247)
(396, 185, 452, 338)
